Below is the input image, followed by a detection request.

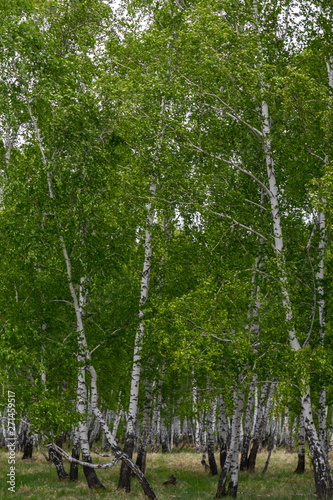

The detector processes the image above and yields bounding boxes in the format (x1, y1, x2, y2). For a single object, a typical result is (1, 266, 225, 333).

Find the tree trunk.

(295, 407, 306, 474)
(262, 415, 277, 475)
(302, 391, 333, 499)
(216, 389, 243, 498)
(207, 399, 218, 475)
(48, 445, 68, 480)
(240, 374, 256, 471)
(247, 381, 270, 472)
(218, 394, 228, 469)
(70, 428, 80, 481)
(22, 435, 33, 459)
(136, 382, 153, 473)
(173, 416, 180, 448)
(118, 186, 155, 491)
(93, 406, 157, 499)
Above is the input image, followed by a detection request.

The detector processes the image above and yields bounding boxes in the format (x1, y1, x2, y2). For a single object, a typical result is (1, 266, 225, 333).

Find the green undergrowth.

(0, 446, 326, 499)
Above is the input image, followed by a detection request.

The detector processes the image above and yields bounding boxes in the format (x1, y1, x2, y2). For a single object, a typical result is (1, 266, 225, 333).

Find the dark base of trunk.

(294, 454, 305, 474)
(240, 437, 250, 471)
(136, 448, 147, 474)
(48, 446, 69, 480)
(22, 440, 33, 459)
(161, 442, 169, 453)
(82, 454, 105, 489)
(227, 480, 238, 497)
(247, 439, 260, 473)
(117, 434, 135, 492)
(69, 443, 80, 481)
(208, 446, 218, 476)
(220, 444, 227, 470)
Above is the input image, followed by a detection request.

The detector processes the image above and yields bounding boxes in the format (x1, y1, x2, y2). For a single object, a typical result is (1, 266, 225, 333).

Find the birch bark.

(136, 381, 153, 473)
(118, 185, 155, 491)
(295, 406, 306, 474)
(27, 102, 104, 490)
(240, 374, 257, 471)
(262, 95, 333, 498)
(216, 389, 244, 498)
(218, 394, 228, 469)
(206, 397, 218, 475)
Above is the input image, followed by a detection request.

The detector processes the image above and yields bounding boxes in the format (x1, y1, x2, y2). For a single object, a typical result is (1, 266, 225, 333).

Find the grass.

(0, 446, 326, 499)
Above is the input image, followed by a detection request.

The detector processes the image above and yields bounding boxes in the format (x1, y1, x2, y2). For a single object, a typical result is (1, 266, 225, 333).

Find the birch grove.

(0, 0, 333, 499)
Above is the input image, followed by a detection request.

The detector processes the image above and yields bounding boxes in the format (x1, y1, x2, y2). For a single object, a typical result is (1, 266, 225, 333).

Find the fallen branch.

(50, 444, 121, 470)
(92, 406, 157, 499)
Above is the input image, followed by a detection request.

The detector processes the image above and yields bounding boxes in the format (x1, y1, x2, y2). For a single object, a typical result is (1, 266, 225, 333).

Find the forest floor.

(0, 446, 327, 499)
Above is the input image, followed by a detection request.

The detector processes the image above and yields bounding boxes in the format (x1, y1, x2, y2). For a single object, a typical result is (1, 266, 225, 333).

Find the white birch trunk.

(295, 406, 306, 474)
(118, 183, 155, 491)
(261, 93, 333, 496)
(217, 394, 228, 469)
(27, 104, 103, 489)
(173, 416, 181, 447)
(206, 397, 218, 475)
(192, 371, 201, 453)
(240, 373, 257, 471)
(216, 390, 244, 498)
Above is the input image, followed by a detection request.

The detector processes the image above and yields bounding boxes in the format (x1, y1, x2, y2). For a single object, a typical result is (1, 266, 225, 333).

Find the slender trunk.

(285, 409, 293, 453)
(118, 184, 155, 491)
(173, 416, 180, 448)
(317, 211, 327, 456)
(89, 418, 100, 449)
(262, 415, 276, 475)
(240, 374, 256, 471)
(27, 105, 103, 490)
(218, 394, 228, 469)
(192, 377, 201, 454)
(216, 390, 243, 498)
(295, 407, 306, 474)
(247, 381, 270, 472)
(207, 399, 218, 475)
(263, 96, 333, 497)
(161, 418, 169, 453)
(69, 428, 80, 481)
(136, 382, 153, 473)
(303, 391, 333, 499)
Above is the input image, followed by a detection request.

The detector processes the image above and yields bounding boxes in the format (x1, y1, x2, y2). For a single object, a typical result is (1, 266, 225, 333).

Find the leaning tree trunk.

(118, 184, 155, 492)
(48, 444, 68, 480)
(92, 406, 157, 499)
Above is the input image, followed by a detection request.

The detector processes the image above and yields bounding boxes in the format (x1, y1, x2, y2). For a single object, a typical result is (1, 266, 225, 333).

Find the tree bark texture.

(136, 382, 153, 473)
(240, 374, 256, 471)
(218, 394, 228, 469)
(207, 399, 218, 475)
(118, 185, 155, 492)
(69, 429, 80, 481)
(216, 390, 243, 498)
